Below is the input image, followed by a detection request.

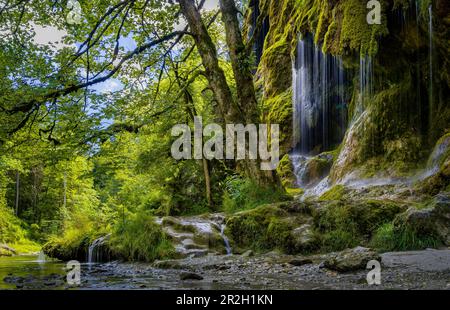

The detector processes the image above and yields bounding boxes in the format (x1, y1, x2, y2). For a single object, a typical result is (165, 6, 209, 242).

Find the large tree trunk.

(178, 0, 280, 187)
(219, 0, 259, 123)
(178, 0, 236, 123)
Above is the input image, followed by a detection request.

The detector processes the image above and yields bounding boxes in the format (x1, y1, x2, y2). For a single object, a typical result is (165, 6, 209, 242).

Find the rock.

(288, 258, 313, 266)
(241, 250, 254, 258)
(291, 224, 318, 252)
(394, 194, 450, 245)
(293, 153, 333, 188)
(180, 272, 204, 281)
(153, 260, 183, 270)
(323, 247, 380, 272)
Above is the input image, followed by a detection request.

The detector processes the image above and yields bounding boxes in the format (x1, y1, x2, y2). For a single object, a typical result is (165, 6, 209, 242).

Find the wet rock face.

(322, 247, 380, 272)
(292, 154, 334, 188)
(394, 193, 450, 246)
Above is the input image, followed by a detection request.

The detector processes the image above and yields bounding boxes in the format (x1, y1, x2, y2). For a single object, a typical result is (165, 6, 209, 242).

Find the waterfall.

(359, 54, 373, 113)
(88, 234, 110, 264)
(428, 4, 433, 128)
(220, 224, 232, 255)
(37, 250, 46, 263)
(292, 34, 347, 155)
(292, 34, 348, 186)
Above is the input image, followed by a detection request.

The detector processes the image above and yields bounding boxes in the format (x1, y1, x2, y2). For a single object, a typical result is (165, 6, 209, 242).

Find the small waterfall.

(37, 250, 46, 263)
(220, 224, 232, 255)
(359, 54, 373, 112)
(428, 4, 433, 128)
(88, 234, 110, 264)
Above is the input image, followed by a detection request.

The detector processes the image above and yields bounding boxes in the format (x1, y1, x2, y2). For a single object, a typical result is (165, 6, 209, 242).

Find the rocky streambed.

(1, 248, 449, 290)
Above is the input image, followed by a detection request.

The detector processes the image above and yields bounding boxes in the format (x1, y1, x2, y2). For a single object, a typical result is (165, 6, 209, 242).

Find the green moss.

(222, 176, 290, 214)
(110, 213, 175, 262)
(225, 204, 295, 253)
(370, 222, 442, 252)
(277, 154, 296, 188)
(315, 199, 406, 236)
(321, 229, 360, 252)
(319, 185, 346, 201)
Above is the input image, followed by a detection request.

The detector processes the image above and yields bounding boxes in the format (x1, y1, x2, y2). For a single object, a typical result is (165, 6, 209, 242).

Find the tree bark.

(178, 0, 242, 123)
(178, 0, 280, 188)
(15, 170, 19, 216)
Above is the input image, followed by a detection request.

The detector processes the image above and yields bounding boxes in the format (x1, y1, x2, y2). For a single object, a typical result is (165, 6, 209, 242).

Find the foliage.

(109, 212, 175, 262)
(370, 223, 442, 252)
(222, 176, 290, 213)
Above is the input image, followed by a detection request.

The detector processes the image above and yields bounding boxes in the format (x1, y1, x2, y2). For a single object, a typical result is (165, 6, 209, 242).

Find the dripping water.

(428, 4, 433, 130)
(220, 224, 232, 255)
(291, 34, 348, 186)
(88, 234, 110, 265)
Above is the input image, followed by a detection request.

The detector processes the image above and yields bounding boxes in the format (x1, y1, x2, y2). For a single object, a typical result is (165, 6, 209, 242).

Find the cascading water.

(428, 4, 433, 128)
(88, 234, 110, 264)
(37, 250, 46, 263)
(291, 34, 348, 186)
(220, 224, 232, 255)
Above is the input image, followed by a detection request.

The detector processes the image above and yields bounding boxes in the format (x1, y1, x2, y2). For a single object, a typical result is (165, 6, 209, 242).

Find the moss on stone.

(277, 154, 296, 188)
(319, 185, 346, 201)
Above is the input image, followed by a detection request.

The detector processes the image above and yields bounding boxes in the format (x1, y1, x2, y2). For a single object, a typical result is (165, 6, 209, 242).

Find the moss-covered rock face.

(277, 154, 296, 188)
(392, 193, 450, 246)
(254, 0, 449, 186)
(225, 202, 318, 253)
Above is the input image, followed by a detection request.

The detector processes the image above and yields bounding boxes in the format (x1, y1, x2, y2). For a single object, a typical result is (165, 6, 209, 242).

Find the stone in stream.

(288, 258, 313, 266)
(180, 272, 204, 281)
(323, 247, 380, 272)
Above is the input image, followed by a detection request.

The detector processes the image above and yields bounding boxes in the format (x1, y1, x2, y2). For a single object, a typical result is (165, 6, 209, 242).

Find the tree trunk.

(202, 158, 212, 207)
(178, 0, 238, 123)
(219, 0, 259, 123)
(15, 170, 19, 216)
(179, 0, 280, 188)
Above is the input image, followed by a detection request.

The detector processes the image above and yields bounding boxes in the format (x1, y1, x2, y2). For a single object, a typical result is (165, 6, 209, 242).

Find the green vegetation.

(110, 213, 175, 262)
(0, 0, 448, 265)
(222, 176, 290, 214)
(371, 223, 442, 252)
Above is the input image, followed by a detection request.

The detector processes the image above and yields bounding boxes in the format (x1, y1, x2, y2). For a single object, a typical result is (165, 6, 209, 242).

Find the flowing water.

(220, 224, 232, 255)
(88, 234, 111, 264)
(291, 34, 347, 186)
(292, 34, 347, 155)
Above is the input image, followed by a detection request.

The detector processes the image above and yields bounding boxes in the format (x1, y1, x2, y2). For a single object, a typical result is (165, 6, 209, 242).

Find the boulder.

(291, 224, 318, 252)
(394, 193, 450, 245)
(323, 246, 380, 272)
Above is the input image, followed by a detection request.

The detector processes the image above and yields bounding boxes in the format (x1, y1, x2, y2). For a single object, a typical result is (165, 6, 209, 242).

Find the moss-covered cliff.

(253, 0, 449, 186)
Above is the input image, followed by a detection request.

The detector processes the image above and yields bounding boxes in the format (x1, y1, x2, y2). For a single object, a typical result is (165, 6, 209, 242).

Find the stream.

(1, 249, 449, 290)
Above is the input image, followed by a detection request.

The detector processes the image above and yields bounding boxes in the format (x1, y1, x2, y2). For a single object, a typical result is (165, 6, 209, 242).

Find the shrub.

(110, 212, 175, 262)
(370, 223, 442, 252)
(222, 176, 290, 213)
